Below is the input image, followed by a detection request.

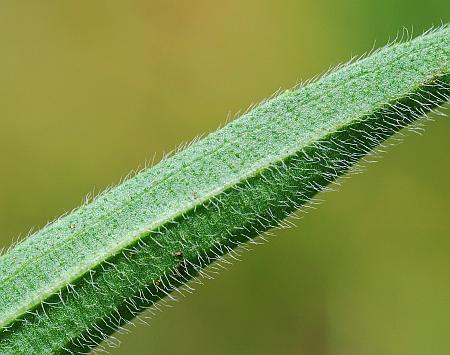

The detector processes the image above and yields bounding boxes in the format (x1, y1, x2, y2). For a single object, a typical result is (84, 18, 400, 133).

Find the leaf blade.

(0, 26, 449, 354)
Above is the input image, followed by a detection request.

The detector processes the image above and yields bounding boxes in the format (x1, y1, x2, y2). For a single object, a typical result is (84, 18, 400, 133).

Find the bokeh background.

(0, 1, 449, 354)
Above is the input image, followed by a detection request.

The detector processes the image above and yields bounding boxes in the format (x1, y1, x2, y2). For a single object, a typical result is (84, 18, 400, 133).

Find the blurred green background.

(0, 1, 449, 354)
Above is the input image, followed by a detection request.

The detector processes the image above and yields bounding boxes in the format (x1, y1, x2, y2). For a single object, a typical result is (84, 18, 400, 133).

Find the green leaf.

(0, 26, 449, 354)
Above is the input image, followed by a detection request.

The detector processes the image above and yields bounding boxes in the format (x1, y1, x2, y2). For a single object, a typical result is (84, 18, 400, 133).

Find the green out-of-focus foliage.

(0, 1, 448, 354)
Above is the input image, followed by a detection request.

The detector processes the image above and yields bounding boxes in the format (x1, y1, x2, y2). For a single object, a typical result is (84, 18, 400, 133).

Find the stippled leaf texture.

(0, 26, 449, 354)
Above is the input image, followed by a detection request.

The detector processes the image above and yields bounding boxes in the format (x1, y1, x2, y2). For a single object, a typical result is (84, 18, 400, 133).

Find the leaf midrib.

(0, 34, 444, 330)
(0, 77, 431, 330)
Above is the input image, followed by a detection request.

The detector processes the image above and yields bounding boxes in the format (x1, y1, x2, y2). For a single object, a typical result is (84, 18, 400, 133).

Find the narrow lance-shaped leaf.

(0, 26, 449, 354)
